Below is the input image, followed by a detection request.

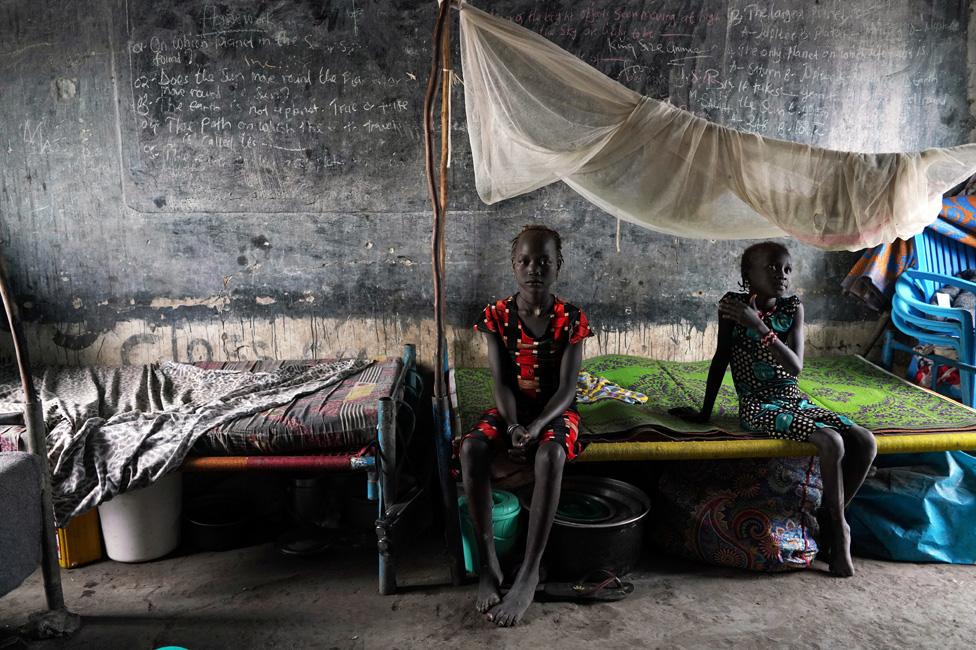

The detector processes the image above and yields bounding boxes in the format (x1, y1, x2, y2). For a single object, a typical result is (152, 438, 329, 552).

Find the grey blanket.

(0, 359, 368, 525)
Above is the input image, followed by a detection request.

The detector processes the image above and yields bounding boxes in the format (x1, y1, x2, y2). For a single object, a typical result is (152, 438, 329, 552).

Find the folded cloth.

(928, 269, 976, 319)
(842, 196, 976, 310)
(576, 371, 648, 405)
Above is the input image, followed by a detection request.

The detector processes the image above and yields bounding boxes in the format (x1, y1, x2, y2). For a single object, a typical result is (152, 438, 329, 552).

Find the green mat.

(454, 355, 976, 441)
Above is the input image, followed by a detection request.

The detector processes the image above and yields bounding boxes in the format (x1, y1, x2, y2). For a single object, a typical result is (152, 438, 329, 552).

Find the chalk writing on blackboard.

(497, 0, 963, 149)
(115, 0, 966, 213)
(117, 1, 426, 212)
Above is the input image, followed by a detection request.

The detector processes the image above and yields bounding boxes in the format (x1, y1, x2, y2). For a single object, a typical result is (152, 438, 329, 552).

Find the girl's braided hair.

(510, 224, 564, 269)
(739, 241, 790, 291)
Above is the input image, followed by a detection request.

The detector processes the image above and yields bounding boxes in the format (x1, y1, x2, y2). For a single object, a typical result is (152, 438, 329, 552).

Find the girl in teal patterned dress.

(671, 242, 877, 577)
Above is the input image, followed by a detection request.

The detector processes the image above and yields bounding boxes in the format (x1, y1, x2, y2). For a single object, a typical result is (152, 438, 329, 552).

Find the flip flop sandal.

(542, 569, 634, 603)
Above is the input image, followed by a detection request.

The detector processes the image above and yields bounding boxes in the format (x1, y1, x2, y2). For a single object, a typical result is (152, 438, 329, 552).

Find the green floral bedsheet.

(454, 355, 976, 438)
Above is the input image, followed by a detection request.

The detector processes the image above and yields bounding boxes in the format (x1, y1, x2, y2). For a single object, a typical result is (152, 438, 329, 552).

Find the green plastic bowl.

(458, 490, 521, 575)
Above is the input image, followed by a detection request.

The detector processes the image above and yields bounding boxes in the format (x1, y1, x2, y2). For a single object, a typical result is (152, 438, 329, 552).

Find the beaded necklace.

(756, 299, 777, 321)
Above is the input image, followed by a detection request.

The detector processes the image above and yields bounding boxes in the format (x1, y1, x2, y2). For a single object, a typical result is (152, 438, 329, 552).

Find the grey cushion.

(0, 452, 42, 597)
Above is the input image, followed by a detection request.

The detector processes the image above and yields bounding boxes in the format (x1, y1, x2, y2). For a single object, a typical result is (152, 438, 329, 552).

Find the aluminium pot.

(519, 476, 650, 580)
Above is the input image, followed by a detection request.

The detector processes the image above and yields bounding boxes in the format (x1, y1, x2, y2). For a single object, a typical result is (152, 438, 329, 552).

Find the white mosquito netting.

(458, 3, 976, 251)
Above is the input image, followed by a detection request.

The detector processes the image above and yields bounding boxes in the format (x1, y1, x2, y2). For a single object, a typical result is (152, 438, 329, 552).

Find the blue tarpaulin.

(848, 451, 976, 564)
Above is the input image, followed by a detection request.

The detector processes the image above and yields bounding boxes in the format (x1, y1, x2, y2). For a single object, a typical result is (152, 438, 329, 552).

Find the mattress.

(0, 357, 404, 456)
(191, 357, 404, 455)
(455, 355, 976, 461)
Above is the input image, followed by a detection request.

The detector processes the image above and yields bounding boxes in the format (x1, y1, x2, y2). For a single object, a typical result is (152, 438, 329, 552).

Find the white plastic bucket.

(98, 471, 182, 562)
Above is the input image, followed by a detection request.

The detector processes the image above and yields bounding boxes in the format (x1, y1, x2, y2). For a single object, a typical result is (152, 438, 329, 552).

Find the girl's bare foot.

(487, 568, 539, 627)
(475, 558, 504, 613)
(829, 518, 855, 577)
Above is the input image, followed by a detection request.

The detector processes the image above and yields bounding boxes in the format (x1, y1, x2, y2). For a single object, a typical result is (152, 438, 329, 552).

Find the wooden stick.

(0, 259, 67, 611)
(437, 4, 451, 389)
(423, 0, 450, 399)
(423, 0, 465, 587)
(860, 310, 891, 358)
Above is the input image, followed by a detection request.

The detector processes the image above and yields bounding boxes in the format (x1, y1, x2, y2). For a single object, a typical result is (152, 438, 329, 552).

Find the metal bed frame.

(181, 344, 426, 595)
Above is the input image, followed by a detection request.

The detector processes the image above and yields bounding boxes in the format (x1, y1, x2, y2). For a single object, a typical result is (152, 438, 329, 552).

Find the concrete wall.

(0, 1, 972, 369)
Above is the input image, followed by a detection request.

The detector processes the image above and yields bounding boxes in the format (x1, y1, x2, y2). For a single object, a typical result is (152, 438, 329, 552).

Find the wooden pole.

(437, 1, 451, 383)
(423, 0, 464, 586)
(424, 1, 450, 401)
(0, 259, 67, 612)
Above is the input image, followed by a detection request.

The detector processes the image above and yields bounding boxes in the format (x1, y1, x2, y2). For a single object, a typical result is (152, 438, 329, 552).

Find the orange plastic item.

(56, 508, 103, 568)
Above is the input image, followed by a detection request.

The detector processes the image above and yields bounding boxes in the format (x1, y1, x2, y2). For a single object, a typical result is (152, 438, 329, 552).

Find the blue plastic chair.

(885, 230, 976, 406)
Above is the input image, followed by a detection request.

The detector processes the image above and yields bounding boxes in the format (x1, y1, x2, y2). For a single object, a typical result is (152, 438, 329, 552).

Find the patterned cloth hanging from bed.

(650, 456, 822, 572)
(458, 3, 976, 251)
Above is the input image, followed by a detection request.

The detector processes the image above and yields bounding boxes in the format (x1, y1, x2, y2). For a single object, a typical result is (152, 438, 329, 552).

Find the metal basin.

(520, 476, 650, 579)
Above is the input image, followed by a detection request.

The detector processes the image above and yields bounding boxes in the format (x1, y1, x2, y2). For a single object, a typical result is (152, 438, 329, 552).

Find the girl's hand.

(507, 423, 541, 463)
(719, 294, 765, 331)
(508, 426, 539, 464)
(508, 423, 529, 447)
(668, 406, 710, 424)
(506, 424, 530, 463)
(513, 423, 541, 449)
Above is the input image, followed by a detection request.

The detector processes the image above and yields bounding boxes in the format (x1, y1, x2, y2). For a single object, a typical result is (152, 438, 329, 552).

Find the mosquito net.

(458, 3, 976, 251)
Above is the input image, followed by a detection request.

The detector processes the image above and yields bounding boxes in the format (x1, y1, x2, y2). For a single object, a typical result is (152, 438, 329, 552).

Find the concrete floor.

(2, 535, 974, 649)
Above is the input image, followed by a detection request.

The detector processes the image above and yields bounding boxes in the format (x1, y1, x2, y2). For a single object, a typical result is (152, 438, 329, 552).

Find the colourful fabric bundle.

(650, 457, 821, 572)
(576, 371, 648, 405)
(842, 196, 976, 310)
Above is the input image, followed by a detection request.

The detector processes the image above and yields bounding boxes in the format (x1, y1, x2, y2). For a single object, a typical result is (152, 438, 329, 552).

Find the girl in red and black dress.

(460, 225, 592, 626)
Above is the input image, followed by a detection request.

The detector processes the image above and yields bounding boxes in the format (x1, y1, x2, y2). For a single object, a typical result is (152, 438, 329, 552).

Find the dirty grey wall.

(0, 1, 972, 367)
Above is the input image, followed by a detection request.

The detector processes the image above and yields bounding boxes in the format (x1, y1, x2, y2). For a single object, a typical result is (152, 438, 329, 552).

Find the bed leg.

(377, 397, 397, 595)
(25, 401, 70, 614)
(880, 330, 894, 370)
(401, 343, 417, 373)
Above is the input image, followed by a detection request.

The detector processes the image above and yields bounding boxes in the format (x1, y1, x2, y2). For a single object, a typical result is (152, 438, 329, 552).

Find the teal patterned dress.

(725, 292, 856, 442)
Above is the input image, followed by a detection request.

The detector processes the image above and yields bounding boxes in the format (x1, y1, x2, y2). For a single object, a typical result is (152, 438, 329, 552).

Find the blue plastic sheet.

(848, 451, 976, 564)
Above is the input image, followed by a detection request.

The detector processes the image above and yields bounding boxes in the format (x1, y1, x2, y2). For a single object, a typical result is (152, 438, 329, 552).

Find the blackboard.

(488, 0, 969, 147)
(115, 0, 435, 213)
(114, 0, 970, 214)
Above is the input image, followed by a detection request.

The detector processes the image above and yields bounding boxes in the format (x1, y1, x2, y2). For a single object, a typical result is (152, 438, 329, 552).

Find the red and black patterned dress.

(464, 295, 593, 459)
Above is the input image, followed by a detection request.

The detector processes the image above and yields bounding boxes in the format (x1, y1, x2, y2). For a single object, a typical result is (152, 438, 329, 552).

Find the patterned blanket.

(193, 358, 402, 454)
(0, 359, 368, 524)
(651, 456, 822, 572)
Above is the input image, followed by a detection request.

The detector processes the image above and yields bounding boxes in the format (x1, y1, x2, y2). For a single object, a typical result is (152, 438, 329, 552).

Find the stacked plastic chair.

(884, 229, 976, 407)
